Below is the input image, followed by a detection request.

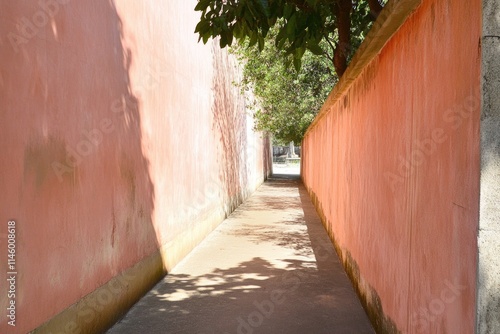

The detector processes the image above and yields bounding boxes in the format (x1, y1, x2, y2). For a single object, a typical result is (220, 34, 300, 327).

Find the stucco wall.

(302, 0, 481, 333)
(0, 1, 270, 333)
(478, 1, 500, 333)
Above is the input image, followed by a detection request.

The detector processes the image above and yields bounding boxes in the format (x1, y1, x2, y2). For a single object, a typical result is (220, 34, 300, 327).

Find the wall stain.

(120, 153, 136, 209)
(23, 135, 76, 188)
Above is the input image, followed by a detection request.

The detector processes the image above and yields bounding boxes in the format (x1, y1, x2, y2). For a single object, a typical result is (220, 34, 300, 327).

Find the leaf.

(275, 27, 287, 44)
(236, 4, 244, 17)
(286, 13, 297, 38)
(258, 35, 265, 51)
(296, 46, 305, 59)
(233, 21, 243, 39)
(249, 32, 258, 47)
(227, 31, 234, 46)
(202, 31, 211, 44)
(261, 20, 270, 38)
(244, 9, 254, 25)
(220, 34, 227, 48)
(283, 3, 294, 19)
(293, 56, 301, 71)
(307, 42, 323, 55)
(194, 0, 211, 12)
(194, 20, 209, 33)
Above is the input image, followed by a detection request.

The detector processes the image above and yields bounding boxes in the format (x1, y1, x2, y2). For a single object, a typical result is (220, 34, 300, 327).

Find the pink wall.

(0, 1, 269, 332)
(302, 0, 481, 333)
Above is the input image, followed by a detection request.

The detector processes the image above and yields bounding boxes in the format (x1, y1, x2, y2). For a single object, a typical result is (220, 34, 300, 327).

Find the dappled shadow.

(297, 181, 341, 272)
(109, 256, 373, 334)
(211, 43, 248, 215)
(108, 177, 374, 333)
(226, 218, 313, 258)
(118, 257, 315, 318)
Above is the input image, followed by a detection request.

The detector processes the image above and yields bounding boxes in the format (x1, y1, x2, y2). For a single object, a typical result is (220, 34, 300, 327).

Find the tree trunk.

(367, 0, 383, 18)
(334, 0, 352, 77)
(289, 141, 297, 158)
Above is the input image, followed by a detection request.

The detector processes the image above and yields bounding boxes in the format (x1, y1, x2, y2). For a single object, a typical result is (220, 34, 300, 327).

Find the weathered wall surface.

(302, 0, 481, 333)
(0, 1, 270, 333)
(478, 1, 500, 333)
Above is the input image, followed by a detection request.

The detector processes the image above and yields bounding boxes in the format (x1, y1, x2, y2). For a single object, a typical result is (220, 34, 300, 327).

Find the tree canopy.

(194, 0, 385, 76)
(232, 29, 336, 144)
(195, 0, 386, 145)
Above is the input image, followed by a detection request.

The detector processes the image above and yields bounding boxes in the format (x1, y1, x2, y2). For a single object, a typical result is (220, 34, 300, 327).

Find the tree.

(194, 0, 385, 77)
(232, 29, 336, 144)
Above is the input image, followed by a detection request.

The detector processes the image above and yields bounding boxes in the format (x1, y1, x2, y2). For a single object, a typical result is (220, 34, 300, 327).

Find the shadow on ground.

(108, 179, 373, 334)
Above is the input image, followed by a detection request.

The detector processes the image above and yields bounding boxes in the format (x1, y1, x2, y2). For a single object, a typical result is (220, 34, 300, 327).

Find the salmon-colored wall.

(0, 1, 269, 332)
(302, 0, 481, 333)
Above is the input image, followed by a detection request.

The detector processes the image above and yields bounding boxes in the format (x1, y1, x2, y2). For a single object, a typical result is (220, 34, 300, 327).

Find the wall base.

(30, 203, 249, 333)
(306, 187, 401, 334)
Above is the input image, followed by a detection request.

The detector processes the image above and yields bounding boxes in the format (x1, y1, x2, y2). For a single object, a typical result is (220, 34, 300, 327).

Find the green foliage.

(194, 0, 379, 73)
(195, 0, 387, 143)
(232, 30, 336, 144)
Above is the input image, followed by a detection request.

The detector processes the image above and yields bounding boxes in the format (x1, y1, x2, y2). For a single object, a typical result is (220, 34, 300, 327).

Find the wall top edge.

(304, 0, 424, 138)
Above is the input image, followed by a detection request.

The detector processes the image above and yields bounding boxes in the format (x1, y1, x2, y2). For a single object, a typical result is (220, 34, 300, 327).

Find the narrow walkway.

(108, 175, 374, 333)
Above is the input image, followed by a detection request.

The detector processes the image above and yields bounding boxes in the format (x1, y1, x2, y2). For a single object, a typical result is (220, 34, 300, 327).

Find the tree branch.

(324, 34, 336, 64)
(333, 0, 352, 76)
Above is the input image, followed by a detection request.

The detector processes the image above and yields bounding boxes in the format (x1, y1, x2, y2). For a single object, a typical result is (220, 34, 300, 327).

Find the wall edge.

(305, 0, 423, 137)
(29, 186, 268, 333)
(305, 186, 402, 333)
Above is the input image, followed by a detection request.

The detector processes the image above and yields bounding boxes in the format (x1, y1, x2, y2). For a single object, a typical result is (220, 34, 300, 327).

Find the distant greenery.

(195, 0, 385, 76)
(195, 0, 386, 143)
(232, 30, 336, 143)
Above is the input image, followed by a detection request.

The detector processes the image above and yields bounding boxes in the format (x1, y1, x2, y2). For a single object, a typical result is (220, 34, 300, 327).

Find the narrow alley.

(107, 172, 374, 333)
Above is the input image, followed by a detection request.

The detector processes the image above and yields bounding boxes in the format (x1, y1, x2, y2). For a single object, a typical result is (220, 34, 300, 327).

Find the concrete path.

(272, 163, 300, 176)
(107, 175, 374, 334)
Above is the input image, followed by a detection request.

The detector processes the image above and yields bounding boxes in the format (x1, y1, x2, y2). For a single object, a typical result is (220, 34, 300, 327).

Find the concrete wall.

(478, 1, 500, 333)
(302, 0, 481, 333)
(0, 1, 270, 333)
